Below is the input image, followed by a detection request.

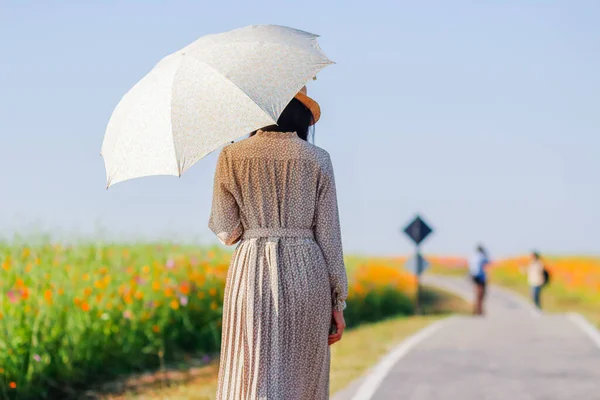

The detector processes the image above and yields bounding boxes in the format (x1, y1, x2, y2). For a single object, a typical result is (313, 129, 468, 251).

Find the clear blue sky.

(1, 1, 599, 257)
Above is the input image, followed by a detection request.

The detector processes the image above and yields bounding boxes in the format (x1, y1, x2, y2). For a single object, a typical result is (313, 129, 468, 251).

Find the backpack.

(542, 267, 550, 286)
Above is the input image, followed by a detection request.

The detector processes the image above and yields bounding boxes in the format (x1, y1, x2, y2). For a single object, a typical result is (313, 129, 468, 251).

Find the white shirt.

(528, 260, 545, 287)
(469, 252, 490, 278)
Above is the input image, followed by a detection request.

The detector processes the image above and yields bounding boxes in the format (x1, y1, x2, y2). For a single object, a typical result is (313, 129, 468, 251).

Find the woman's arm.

(208, 148, 243, 245)
(314, 153, 348, 312)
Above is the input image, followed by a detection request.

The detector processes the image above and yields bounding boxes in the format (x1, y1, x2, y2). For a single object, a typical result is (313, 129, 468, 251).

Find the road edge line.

(349, 316, 456, 400)
(567, 312, 600, 349)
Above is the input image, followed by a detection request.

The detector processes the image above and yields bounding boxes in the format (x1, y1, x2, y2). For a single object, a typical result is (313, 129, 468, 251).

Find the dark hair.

(477, 244, 487, 257)
(532, 251, 541, 260)
(251, 98, 315, 141)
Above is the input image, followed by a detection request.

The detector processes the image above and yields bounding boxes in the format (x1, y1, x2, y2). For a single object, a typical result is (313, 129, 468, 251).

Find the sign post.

(402, 215, 433, 314)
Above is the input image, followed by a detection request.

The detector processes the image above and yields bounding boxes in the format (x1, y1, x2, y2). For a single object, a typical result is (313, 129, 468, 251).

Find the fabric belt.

(242, 228, 314, 240)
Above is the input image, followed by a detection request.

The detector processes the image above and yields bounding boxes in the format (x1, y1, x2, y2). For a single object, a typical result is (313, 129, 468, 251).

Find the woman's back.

(213, 129, 331, 233)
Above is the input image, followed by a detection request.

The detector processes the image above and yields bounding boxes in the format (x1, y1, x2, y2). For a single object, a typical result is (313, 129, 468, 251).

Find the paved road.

(334, 275, 600, 400)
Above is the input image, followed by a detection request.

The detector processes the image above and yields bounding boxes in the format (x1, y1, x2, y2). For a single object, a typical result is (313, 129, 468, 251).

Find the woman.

(525, 251, 546, 309)
(209, 86, 348, 400)
(468, 244, 490, 316)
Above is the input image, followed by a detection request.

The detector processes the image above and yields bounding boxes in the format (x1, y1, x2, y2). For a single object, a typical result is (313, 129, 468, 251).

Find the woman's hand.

(328, 310, 346, 346)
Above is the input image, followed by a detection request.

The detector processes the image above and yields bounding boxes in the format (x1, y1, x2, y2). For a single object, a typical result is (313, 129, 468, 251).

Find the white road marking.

(567, 312, 600, 349)
(350, 317, 456, 400)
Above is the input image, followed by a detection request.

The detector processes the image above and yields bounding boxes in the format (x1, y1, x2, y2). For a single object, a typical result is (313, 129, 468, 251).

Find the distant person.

(469, 245, 491, 315)
(524, 251, 548, 309)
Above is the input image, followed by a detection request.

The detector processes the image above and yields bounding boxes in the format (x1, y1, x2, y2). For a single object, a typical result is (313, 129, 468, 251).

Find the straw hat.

(294, 86, 321, 125)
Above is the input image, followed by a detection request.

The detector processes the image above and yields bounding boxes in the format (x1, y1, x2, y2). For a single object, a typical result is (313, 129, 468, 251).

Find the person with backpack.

(469, 244, 491, 316)
(525, 251, 549, 309)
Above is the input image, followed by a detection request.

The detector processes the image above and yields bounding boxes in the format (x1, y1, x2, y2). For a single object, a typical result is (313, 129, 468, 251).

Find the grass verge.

(330, 285, 470, 394)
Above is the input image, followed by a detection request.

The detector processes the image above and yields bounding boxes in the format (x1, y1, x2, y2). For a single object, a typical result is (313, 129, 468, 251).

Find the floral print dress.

(209, 130, 348, 400)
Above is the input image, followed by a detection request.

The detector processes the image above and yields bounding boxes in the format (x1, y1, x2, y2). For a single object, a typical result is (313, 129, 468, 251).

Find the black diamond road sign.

(402, 215, 433, 246)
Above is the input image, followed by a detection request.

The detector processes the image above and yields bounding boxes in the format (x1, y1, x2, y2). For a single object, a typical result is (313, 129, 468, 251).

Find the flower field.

(489, 256, 600, 324)
(489, 256, 600, 295)
(0, 243, 417, 399)
(344, 261, 416, 327)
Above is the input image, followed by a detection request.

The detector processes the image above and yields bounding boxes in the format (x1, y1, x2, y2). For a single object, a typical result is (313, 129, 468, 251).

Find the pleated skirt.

(216, 236, 332, 400)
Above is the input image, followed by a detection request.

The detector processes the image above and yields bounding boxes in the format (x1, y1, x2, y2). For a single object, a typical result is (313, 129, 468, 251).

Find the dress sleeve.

(209, 148, 243, 246)
(314, 154, 348, 311)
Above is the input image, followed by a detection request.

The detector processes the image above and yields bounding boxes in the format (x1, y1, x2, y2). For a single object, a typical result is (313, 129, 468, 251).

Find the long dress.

(209, 129, 348, 400)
